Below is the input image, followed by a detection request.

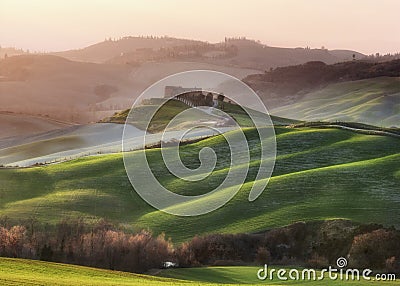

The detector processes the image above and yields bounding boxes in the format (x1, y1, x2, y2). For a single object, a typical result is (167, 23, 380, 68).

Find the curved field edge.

(0, 257, 194, 286)
(160, 266, 400, 285)
(0, 126, 399, 243)
(1, 258, 398, 286)
(271, 77, 400, 127)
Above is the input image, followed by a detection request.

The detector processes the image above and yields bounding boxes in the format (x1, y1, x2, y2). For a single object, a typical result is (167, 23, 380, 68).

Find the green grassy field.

(0, 258, 397, 286)
(1, 126, 399, 243)
(272, 77, 400, 127)
(161, 266, 399, 285)
(0, 257, 195, 286)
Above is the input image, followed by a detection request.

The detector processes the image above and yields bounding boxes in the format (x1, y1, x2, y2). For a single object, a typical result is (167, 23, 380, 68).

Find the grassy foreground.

(0, 258, 398, 286)
(0, 257, 193, 286)
(0, 126, 399, 242)
(161, 266, 399, 285)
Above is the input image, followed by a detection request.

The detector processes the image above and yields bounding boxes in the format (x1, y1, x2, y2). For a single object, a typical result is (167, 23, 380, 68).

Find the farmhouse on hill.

(164, 85, 232, 109)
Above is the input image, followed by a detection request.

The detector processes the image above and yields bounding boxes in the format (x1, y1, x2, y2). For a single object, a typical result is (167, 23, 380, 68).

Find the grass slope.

(1, 258, 397, 285)
(0, 127, 399, 243)
(0, 258, 195, 286)
(271, 77, 400, 127)
(161, 266, 399, 285)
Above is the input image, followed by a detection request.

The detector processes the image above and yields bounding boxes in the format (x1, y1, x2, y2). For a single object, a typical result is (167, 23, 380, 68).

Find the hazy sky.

(1, 0, 399, 54)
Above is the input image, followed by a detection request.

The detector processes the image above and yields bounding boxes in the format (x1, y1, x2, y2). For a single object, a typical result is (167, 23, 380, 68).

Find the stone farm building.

(164, 86, 232, 108)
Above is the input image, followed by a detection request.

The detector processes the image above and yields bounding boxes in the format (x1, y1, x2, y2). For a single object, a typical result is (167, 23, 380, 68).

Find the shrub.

(348, 229, 400, 269)
(255, 246, 271, 264)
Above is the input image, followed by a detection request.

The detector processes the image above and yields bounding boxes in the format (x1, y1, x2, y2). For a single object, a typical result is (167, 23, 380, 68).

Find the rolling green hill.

(1, 258, 398, 286)
(103, 98, 299, 131)
(271, 77, 400, 127)
(1, 126, 399, 243)
(0, 257, 193, 286)
(160, 266, 400, 285)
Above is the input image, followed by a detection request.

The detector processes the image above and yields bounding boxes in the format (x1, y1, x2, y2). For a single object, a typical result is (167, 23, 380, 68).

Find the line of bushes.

(0, 217, 399, 274)
(0, 217, 172, 273)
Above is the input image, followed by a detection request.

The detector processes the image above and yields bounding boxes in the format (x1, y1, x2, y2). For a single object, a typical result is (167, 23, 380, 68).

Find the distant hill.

(0, 54, 258, 126)
(53, 36, 205, 63)
(0, 54, 133, 123)
(54, 36, 365, 69)
(270, 77, 400, 127)
(245, 60, 400, 126)
(329, 49, 365, 61)
(211, 39, 365, 70)
(0, 112, 72, 140)
(245, 59, 400, 97)
(0, 47, 27, 59)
